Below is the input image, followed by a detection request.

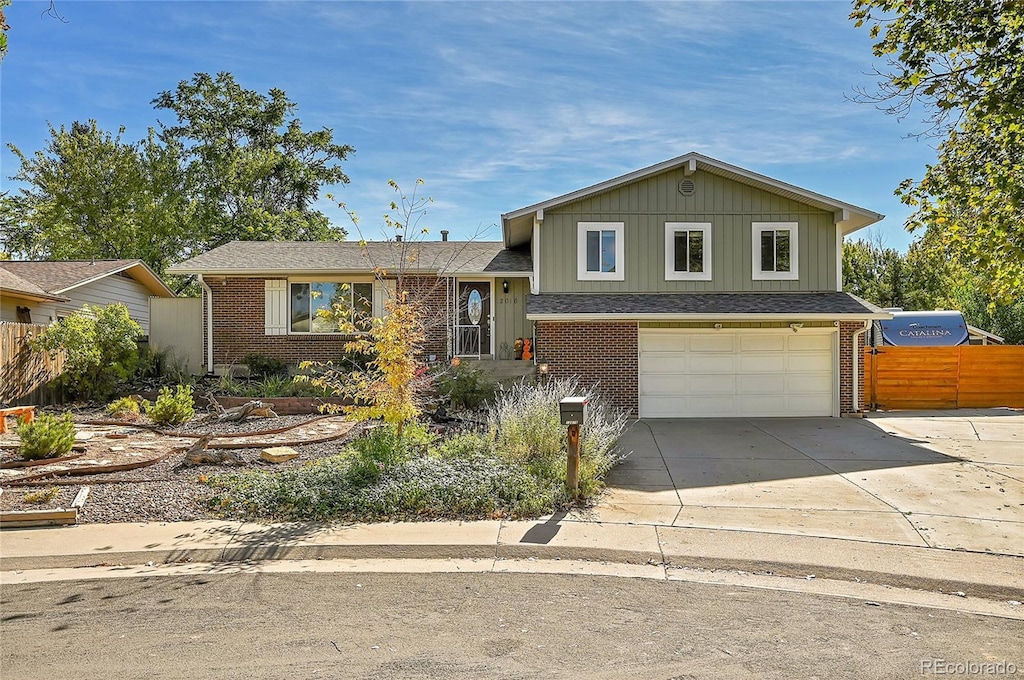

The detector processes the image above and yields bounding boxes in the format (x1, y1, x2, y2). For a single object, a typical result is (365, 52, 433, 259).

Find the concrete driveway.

(588, 409, 1024, 556)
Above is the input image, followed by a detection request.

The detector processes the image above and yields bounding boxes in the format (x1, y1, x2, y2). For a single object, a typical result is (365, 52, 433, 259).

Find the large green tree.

(842, 235, 947, 310)
(153, 72, 354, 252)
(2, 120, 190, 274)
(2, 73, 355, 276)
(851, 0, 1024, 302)
(843, 234, 1024, 343)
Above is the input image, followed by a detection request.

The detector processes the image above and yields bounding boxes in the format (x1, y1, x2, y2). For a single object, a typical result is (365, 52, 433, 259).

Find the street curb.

(658, 555, 1024, 603)
(3, 537, 1021, 602)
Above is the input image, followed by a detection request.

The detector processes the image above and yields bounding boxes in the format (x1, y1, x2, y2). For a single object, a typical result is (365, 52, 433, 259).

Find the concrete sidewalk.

(2, 518, 1022, 601)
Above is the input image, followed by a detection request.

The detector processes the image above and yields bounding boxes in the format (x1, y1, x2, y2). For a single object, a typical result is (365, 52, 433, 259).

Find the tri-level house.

(168, 153, 889, 417)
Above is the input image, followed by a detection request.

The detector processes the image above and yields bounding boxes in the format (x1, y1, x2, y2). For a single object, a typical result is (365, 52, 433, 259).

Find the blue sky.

(2, 1, 940, 250)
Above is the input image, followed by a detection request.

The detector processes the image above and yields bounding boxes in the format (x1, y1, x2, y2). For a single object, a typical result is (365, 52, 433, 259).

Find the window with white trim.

(289, 281, 373, 333)
(752, 222, 798, 280)
(665, 222, 711, 281)
(577, 222, 625, 281)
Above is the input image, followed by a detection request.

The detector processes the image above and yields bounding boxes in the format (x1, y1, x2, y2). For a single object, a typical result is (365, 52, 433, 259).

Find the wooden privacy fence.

(0, 322, 66, 406)
(865, 345, 1024, 411)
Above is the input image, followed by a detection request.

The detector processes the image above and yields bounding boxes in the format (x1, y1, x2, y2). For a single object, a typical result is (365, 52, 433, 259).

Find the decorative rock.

(261, 446, 299, 463)
(74, 431, 95, 441)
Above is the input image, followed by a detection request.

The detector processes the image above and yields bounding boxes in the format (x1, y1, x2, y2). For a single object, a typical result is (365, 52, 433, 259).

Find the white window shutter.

(373, 279, 397, 319)
(264, 280, 288, 335)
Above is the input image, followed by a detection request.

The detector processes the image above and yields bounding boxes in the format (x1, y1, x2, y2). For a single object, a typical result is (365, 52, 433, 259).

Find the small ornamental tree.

(298, 181, 435, 436)
(299, 290, 430, 435)
(298, 180, 489, 434)
(32, 303, 143, 400)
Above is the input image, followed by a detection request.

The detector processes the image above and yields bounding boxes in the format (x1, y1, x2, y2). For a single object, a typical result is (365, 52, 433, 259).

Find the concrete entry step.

(460, 359, 537, 381)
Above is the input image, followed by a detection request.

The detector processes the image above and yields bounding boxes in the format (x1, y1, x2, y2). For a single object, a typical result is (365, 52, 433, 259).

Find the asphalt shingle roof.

(0, 267, 67, 300)
(527, 292, 883, 316)
(167, 241, 532, 275)
(0, 260, 141, 293)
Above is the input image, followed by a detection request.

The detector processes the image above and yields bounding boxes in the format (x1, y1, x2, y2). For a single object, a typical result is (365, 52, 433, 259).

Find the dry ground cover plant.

(207, 378, 628, 523)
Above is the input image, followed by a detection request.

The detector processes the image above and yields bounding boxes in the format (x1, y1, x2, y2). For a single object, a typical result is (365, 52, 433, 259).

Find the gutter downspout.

(851, 320, 871, 413)
(198, 274, 214, 375)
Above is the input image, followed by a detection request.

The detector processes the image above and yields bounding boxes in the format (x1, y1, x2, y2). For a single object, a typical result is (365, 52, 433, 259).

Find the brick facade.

(839, 320, 867, 414)
(206, 276, 450, 367)
(535, 321, 639, 413)
(399, 275, 450, 361)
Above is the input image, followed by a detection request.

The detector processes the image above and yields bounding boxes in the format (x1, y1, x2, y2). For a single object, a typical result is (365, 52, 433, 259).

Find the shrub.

(203, 381, 628, 523)
(432, 430, 495, 461)
(434, 364, 496, 410)
(31, 303, 143, 401)
(23, 487, 61, 505)
(106, 396, 145, 419)
(208, 456, 356, 521)
(145, 384, 195, 426)
(359, 456, 558, 519)
(243, 353, 286, 378)
(207, 446, 559, 522)
(213, 374, 331, 399)
(346, 422, 433, 486)
(488, 378, 628, 499)
(17, 412, 77, 460)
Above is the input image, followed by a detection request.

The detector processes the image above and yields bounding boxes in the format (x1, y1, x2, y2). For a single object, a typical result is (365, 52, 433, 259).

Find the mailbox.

(559, 397, 588, 426)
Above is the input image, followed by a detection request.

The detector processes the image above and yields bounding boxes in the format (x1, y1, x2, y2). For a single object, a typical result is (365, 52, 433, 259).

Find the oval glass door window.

(468, 289, 483, 324)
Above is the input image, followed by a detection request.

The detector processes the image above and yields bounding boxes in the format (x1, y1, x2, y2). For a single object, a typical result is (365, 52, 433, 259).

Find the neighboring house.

(0, 259, 176, 333)
(169, 152, 890, 418)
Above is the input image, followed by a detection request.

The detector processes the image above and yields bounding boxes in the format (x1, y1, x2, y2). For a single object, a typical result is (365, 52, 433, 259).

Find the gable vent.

(677, 179, 696, 196)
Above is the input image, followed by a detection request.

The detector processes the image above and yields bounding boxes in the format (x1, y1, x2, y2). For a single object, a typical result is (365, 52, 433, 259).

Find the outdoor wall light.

(502, 279, 509, 294)
(537, 362, 549, 375)
(790, 323, 804, 332)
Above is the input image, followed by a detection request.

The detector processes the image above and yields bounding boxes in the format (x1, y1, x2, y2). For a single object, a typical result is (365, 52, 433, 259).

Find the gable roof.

(0, 267, 69, 303)
(167, 241, 533, 276)
(501, 152, 885, 247)
(526, 292, 889, 320)
(0, 260, 175, 297)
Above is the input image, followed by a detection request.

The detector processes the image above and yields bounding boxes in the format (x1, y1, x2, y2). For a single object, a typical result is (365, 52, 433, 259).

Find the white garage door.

(639, 329, 836, 418)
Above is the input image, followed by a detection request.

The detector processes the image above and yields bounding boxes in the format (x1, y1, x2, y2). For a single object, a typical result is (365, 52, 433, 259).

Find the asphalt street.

(3, 571, 1021, 679)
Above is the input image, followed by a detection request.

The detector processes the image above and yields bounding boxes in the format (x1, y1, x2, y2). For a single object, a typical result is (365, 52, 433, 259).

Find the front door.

(456, 281, 491, 356)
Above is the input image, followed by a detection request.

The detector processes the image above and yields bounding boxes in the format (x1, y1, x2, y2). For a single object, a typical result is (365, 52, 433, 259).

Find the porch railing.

(454, 324, 481, 358)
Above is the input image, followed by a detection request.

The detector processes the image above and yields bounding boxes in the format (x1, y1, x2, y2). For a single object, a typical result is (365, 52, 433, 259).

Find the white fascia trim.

(50, 262, 138, 293)
(532, 215, 541, 294)
(54, 261, 176, 298)
(444, 270, 533, 277)
(751, 222, 799, 281)
(167, 268, 438, 276)
(527, 312, 894, 322)
(500, 152, 884, 226)
(836, 224, 844, 292)
(198, 274, 214, 374)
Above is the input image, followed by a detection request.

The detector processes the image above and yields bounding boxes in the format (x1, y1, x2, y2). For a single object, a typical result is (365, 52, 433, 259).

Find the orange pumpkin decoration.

(522, 338, 532, 361)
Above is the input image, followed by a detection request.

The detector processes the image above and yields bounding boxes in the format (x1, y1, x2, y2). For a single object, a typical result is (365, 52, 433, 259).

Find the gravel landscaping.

(1, 409, 360, 524)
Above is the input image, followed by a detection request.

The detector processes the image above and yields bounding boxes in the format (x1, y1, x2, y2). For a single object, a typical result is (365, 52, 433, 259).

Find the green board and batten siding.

(539, 170, 838, 293)
(493, 277, 531, 358)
